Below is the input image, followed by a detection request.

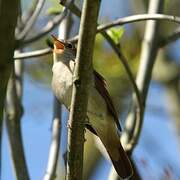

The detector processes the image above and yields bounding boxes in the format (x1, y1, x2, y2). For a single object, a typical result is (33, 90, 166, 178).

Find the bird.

(51, 35, 133, 179)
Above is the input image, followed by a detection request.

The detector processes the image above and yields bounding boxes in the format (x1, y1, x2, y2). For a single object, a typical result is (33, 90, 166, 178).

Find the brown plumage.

(93, 70, 121, 131)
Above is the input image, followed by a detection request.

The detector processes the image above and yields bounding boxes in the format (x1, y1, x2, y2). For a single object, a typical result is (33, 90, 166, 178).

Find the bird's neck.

(53, 53, 74, 64)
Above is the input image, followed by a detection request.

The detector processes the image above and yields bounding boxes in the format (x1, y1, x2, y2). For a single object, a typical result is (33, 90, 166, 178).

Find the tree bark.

(0, 0, 19, 118)
(66, 0, 101, 180)
(0, 0, 20, 173)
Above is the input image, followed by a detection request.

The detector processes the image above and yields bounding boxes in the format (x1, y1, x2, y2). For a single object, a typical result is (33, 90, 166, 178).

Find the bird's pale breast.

(52, 61, 74, 108)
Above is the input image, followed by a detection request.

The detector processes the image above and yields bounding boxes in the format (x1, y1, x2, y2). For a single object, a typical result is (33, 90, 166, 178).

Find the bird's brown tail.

(97, 128, 133, 179)
(107, 142, 133, 179)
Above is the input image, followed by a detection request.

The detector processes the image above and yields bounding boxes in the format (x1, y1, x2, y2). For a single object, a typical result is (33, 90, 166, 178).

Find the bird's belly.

(52, 78, 73, 108)
(52, 63, 73, 108)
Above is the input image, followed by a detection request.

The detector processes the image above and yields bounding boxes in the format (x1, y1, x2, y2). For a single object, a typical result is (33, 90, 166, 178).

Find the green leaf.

(47, 7, 61, 15)
(107, 27, 125, 44)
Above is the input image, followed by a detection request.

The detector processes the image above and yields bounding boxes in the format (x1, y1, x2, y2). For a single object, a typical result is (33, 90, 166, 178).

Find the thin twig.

(21, 0, 39, 24)
(121, 0, 165, 152)
(14, 48, 52, 59)
(158, 26, 180, 47)
(18, 7, 69, 48)
(66, 0, 101, 179)
(69, 13, 180, 43)
(17, 13, 180, 48)
(14, 13, 180, 59)
(16, 0, 45, 40)
(44, 98, 62, 180)
(97, 14, 180, 33)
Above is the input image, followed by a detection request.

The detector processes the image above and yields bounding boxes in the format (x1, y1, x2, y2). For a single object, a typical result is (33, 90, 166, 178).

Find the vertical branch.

(59, 4, 103, 178)
(0, 0, 19, 177)
(121, 0, 165, 151)
(109, 1, 164, 179)
(5, 56, 29, 180)
(44, 98, 62, 180)
(44, 9, 72, 180)
(66, 0, 101, 180)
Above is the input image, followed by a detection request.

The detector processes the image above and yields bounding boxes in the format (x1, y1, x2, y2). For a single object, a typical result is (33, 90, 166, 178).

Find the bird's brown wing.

(66, 57, 121, 132)
(93, 70, 121, 131)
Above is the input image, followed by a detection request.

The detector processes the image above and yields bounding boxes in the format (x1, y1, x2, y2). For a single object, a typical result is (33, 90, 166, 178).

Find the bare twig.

(14, 48, 52, 59)
(22, 0, 39, 24)
(16, 13, 180, 48)
(66, 0, 101, 179)
(14, 13, 180, 59)
(44, 9, 72, 180)
(18, 6, 69, 47)
(158, 26, 180, 47)
(44, 98, 62, 180)
(121, 0, 165, 152)
(16, 0, 45, 40)
(5, 57, 29, 180)
(97, 14, 180, 33)
(69, 13, 180, 43)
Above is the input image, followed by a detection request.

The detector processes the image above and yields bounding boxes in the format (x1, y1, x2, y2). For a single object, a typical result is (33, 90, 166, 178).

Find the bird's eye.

(66, 43, 73, 49)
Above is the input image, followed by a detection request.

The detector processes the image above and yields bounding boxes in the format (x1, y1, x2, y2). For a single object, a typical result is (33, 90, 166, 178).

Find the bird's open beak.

(51, 35, 65, 53)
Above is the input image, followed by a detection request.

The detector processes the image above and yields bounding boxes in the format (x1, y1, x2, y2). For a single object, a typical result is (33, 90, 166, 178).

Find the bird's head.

(51, 35, 76, 63)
